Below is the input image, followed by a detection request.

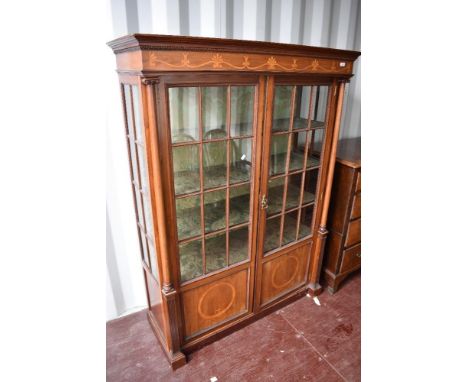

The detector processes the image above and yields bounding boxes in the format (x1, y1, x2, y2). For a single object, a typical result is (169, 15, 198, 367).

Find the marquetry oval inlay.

(197, 282, 236, 320)
(271, 255, 299, 290)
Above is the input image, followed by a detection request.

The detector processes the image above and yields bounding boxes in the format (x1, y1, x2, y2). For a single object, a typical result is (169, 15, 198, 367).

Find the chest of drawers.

(322, 138, 361, 294)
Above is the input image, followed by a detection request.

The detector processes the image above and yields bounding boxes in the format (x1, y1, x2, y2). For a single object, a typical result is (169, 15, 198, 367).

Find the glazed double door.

(162, 74, 333, 341)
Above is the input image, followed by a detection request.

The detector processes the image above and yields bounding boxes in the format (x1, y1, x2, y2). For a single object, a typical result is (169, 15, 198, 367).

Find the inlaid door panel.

(260, 243, 310, 306)
(180, 269, 248, 338)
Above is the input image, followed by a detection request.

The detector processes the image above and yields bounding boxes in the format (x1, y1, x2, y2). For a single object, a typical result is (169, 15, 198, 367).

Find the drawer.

(356, 171, 361, 192)
(350, 193, 361, 220)
(340, 244, 361, 273)
(344, 218, 361, 248)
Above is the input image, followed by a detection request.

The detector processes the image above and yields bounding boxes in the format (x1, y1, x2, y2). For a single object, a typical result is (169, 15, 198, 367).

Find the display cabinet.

(108, 34, 360, 369)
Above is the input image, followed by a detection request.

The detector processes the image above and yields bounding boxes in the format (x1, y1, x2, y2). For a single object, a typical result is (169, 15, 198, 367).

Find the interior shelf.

(268, 183, 315, 215)
(272, 117, 325, 132)
(178, 226, 249, 282)
(176, 185, 250, 240)
(263, 207, 313, 253)
(174, 162, 250, 196)
(270, 152, 320, 175)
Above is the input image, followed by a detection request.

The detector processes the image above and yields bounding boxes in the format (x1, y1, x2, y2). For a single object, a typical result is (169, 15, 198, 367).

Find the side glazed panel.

(180, 269, 248, 339)
(260, 243, 310, 306)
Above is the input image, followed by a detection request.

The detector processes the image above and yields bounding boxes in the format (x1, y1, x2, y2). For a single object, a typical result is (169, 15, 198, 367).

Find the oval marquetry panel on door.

(271, 256, 299, 289)
(260, 243, 310, 306)
(198, 282, 236, 320)
(181, 269, 248, 339)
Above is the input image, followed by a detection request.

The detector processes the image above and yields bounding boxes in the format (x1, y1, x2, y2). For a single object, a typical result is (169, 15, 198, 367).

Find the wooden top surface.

(336, 138, 361, 168)
(108, 34, 361, 62)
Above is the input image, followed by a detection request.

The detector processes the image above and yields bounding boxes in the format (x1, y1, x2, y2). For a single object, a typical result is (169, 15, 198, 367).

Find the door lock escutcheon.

(261, 195, 269, 210)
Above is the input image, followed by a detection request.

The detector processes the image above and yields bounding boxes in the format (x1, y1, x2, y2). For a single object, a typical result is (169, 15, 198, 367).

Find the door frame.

(155, 72, 265, 340)
(252, 74, 339, 312)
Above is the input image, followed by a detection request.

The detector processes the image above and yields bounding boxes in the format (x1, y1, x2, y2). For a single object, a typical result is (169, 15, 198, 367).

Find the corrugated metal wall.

(107, 0, 361, 320)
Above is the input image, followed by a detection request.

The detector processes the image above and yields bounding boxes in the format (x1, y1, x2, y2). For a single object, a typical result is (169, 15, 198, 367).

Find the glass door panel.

(263, 84, 330, 255)
(203, 141, 227, 189)
(172, 145, 200, 195)
(169, 87, 199, 143)
(230, 138, 252, 184)
(169, 85, 256, 283)
(231, 86, 254, 136)
(202, 87, 227, 138)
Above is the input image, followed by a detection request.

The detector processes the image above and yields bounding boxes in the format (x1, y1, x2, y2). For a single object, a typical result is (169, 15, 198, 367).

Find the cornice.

(108, 34, 361, 62)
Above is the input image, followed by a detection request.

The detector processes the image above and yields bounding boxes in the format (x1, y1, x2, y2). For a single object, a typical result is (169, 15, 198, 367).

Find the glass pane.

(176, 195, 201, 240)
(269, 134, 289, 176)
(229, 183, 250, 226)
(272, 86, 293, 132)
(230, 138, 252, 184)
(139, 230, 149, 266)
(142, 192, 154, 234)
(302, 169, 317, 205)
(202, 87, 227, 139)
(298, 205, 315, 239)
(148, 238, 159, 283)
(289, 131, 307, 172)
(124, 85, 135, 140)
(303, 169, 319, 205)
(132, 85, 144, 142)
(311, 86, 329, 127)
(169, 87, 199, 143)
(206, 232, 226, 273)
(203, 141, 227, 189)
(231, 86, 254, 136)
(285, 173, 303, 211)
(172, 145, 200, 195)
(134, 190, 144, 225)
(264, 216, 281, 253)
(204, 189, 226, 233)
(293, 86, 311, 130)
(128, 141, 139, 183)
(179, 239, 203, 282)
(229, 226, 249, 265)
(137, 146, 149, 192)
(282, 210, 299, 246)
(309, 128, 325, 167)
(267, 177, 284, 216)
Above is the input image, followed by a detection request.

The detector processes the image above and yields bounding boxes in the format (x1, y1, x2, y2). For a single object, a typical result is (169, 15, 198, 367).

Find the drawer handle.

(356, 253, 361, 258)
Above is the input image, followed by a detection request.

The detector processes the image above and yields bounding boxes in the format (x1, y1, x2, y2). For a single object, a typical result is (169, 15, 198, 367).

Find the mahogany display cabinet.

(108, 34, 360, 369)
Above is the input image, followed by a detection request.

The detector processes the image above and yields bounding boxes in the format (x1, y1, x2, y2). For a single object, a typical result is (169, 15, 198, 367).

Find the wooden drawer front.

(356, 171, 361, 192)
(181, 269, 248, 339)
(350, 193, 361, 220)
(340, 244, 361, 273)
(260, 243, 309, 306)
(345, 218, 361, 248)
